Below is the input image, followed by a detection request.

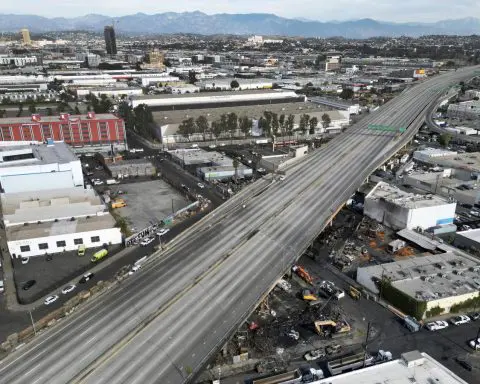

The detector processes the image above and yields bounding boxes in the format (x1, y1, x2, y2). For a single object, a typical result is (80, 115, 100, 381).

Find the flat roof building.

(0, 112, 126, 153)
(0, 142, 83, 193)
(364, 181, 456, 230)
(314, 351, 467, 384)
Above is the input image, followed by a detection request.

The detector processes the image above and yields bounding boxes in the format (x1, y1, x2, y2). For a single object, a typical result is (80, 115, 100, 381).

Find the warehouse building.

(0, 142, 83, 193)
(169, 148, 233, 167)
(357, 251, 480, 318)
(198, 165, 253, 181)
(0, 112, 126, 152)
(447, 100, 480, 119)
(455, 228, 480, 251)
(413, 147, 457, 163)
(105, 159, 155, 178)
(130, 89, 305, 110)
(314, 351, 467, 384)
(364, 182, 456, 230)
(5, 194, 121, 258)
(197, 78, 273, 91)
(75, 87, 143, 98)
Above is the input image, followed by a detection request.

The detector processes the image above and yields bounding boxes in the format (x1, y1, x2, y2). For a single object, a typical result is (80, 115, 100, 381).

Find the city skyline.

(0, 0, 478, 23)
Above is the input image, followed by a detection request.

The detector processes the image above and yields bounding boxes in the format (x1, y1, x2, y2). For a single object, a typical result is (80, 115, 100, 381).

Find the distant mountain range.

(1, 12, 480, 38)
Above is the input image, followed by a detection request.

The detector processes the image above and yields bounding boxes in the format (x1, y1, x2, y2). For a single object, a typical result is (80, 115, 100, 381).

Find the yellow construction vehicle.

(314, 319, 351, 338)
(349, 286, 361, 300)
(302, 289, 318, 301)
(111, 198, 127, 209)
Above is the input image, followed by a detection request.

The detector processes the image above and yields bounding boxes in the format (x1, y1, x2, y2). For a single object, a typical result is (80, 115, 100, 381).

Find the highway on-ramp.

(0, 67, 478, 384)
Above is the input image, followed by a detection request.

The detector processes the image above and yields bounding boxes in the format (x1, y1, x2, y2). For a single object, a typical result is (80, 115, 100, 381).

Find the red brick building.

(0, 112, 126, 148)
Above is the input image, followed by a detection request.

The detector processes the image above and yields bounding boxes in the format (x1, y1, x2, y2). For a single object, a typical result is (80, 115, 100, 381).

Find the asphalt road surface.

(0, 67, 479, 384)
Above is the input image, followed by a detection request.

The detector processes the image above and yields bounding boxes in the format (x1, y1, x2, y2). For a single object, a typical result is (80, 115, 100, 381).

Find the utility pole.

(363, 321, 371, 368)
(171, 198, 174, 214)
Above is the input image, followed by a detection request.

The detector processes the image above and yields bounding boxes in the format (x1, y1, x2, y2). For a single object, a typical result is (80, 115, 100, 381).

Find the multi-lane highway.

(0, 67, 479, 384)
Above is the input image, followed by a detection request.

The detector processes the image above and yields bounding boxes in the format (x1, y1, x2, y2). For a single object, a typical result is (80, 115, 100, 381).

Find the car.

(93, 180, 104, 186)
(456, 357, 473, 371)
(156, 228, 170, 236)
(325, 344, 342, 355)
(469, 312, 480, 321)
(450, 315, 471, 326)
(22, 280, 36, 291)
(286, 329, 300, 340)
(128, 265, 141, 275)
(44, 295, 59, 305)
(61, 284, 76, 294)
(279, 175, 286, 181)
(197, 183, 205, 189)
(79, 272, 94, 284)
(469, 338, 480, 350)
(140, 237, 155, 247)
(0, 280, 4, 293)
(304, 349, 326, 361)
(21, 257, 29, 265)
(425, 320, 449, 331)
(257, 167, 266, 173)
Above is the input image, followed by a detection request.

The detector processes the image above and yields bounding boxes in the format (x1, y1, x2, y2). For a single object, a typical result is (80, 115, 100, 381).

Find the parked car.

(469, 312, 480, 321)
(21, 257, 29, 265)
(469, 337, 480, 350)
(197, 182, 205, 189)
(304, 349, 326, 361)
(425, 320, 449, 331)
(451, 315, 471, 326)
(456, 357, 473, 371)
(79, 272, 94, 284)
(156, 228, 170, 236)
(286, 329, 299, 340)
(0, 280, 4, 293)
(44, 295, 59, 305)
(279, 175, 286, 181)
(22, 280, 36, 291)
(61, 284, 76, 294)
(140, 237, 155, 247)
(128, 265, 141, 275)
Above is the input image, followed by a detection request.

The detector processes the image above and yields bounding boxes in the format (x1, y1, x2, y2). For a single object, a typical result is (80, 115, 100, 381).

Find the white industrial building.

(413, 147, 458, 163)
(357, 251, 480, 318)
(448, 100, 480, 119)
(198, 165, 253, 181)
(197, 78, 273, 91)
(76, 87, 143, 98)
(2, 186, 122, 258)
(364, 182, 456, 230)
(313, 351, 467, 384)
(130, 90, 304, 109)
(0, 56, 38, 67)
(0, 142, 83, 193)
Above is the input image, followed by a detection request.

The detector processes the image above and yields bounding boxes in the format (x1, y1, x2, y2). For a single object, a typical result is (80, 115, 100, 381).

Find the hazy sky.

(0, 0, 478, 22)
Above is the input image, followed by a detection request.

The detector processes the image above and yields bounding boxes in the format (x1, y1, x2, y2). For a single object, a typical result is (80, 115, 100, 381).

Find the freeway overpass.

(0, 67, 478, 384)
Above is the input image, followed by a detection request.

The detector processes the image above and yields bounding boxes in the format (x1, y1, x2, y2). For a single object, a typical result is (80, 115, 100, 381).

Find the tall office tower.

(104, 26, 117, 55)
(20, 28, 31, 45)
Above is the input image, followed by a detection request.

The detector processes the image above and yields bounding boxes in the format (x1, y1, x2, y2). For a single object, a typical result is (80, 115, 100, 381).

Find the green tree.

(178, 118, 196, 141)
(118, 102, 135, 130)
(238, 116, 252, 137)
(232, 157, 240, 181)
(286, 114, 295, 136)
(258, 116, 268, 136)
(322, 113, 331, 128)
(299, 114, 310, 134)
(133, 104, 155, 139)
(211, 120, 223, 140)
(309, 116, 318, 135)
(271, 113, 279, 136)
(262, 111, 273, 136)
(230, 80, 240, 89)
(188, 70, 197, 85)
(340, 88, 354, 100)
(227, 112, 238, 137)
(0, 109, 6, 118)
(279, 114, 286, 136)
(195, 115, 209, 141)
(438, 133, 452, 147)
(16, 103, 23, 117)
(46, 107, 53, 116)
(28, 104, 36, 114)
(219, 114, 228, 136)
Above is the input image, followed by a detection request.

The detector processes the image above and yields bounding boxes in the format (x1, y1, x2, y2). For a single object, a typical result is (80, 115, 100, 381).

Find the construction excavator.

(314, 319, 351, 338)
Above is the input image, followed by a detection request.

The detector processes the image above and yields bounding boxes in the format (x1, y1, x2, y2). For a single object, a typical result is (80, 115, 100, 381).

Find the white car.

(21, 257, 29, 265)
(93, 180, 104, 186)
(450, 315, 471, 326)
(425, 320, 449, 331)
(61, 284, 76, 294)
(304, 349, 326, 361)
(128, 265, 141, 275)
(140, 237, 155, 247)
(286, 329, 299, 340)
(156, 228, 170, 236)
(197, 183, 205, 189)
(469, 337, 480, 350)
(279, 175, 286, 181)
(44, 295, 59, 305)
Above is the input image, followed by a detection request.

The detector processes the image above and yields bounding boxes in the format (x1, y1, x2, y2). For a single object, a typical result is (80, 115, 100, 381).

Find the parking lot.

(108, 180, 190, 232)
(13, 245, 122, 304)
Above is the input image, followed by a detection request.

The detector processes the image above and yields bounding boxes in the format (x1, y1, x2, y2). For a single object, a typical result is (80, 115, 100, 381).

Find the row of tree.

(118, 102, 156, 140)
(176, 110, 333, 140)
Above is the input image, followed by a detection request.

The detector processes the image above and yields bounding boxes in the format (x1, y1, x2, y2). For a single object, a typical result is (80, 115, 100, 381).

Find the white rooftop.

(366, 181, 452, 209)
(0, 142, 77, 167)
(169, 148, 233, 166)
(314, 351, 468, 384)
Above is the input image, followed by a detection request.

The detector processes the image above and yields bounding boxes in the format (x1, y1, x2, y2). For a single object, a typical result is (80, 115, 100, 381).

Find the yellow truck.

(77, 244, 86, 256)
(111, 199, 127, 209)
(91, 248, 108, 263)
